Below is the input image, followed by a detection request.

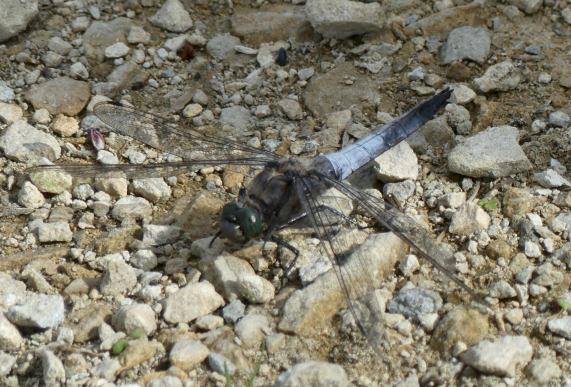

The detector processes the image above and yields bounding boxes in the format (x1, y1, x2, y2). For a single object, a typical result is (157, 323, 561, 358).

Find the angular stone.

(375, 141, 418, 182)
(448, 126, 531, 178)
(430, 307, 489, 353)
(440, 27, 490, 64)
(149, 0, 192, 32)
(7, 294, 65, 329)
(275, 361, 348, 387)
(25, 77, 90, 115)
(460, 335, 533, 377)
(163, 282, 225, 324)
(0, 120, 61, 163)
(305, 0, 383, 39)
(474, 61, 521, 93)
(280, 233, 406, 336)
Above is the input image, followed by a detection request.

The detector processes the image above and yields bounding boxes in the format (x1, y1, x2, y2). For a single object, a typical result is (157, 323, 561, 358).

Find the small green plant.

(558, 298, 571, 310)
(129, 328, 146, 339)
(246, 361, 261, 387)
(224, 362, 233, 387)
(478, 198, 499, 211)
(112, 338, 129, 355)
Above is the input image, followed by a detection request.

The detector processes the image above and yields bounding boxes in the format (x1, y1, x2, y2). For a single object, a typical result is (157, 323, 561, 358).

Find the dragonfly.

(28, 87, 483, 352)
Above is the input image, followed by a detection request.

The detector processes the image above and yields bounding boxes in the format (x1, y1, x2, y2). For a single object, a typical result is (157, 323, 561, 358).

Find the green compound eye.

(235, 207, 263, 239)
(220, 203, 263, 240)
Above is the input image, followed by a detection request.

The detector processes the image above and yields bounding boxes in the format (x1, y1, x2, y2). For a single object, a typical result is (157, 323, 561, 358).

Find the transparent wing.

(288, 173, 398, 353)
(27, 102, 278, 178)
(315, 172, 485, 303)
(283, 171, 486, 353)
(27, 159, 268, 179)
(93, 102, 279, 162)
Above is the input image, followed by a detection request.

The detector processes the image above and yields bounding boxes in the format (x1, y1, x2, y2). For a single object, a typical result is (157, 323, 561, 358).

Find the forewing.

(93, 102, 278, 162)
(27, 159, 268, 179)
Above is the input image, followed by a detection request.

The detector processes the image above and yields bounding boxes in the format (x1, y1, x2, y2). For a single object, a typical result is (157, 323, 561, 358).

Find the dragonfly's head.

(219, 202, 263, 242)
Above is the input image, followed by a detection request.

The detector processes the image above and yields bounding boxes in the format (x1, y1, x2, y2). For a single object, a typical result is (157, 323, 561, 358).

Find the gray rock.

(387, 287, 443, 321)
(524, 241, 542, 258)
(147, 376, 183, 387)
(0, 120, 61, 163)
(104, 42, 129, 58)
(474, 61, 521, 93)
(131, 249, 158, 271)
(219, 105, 251, 131)
(548, 111, 570, 128)
(408, 116, 456, 154)
(0, 81, 15, 102)
(41, 350, 65, 386)
(29, 169, 72, 194)
(235, 314, 270, 347)
(99, 254, 137, 296)
(48, 36, 72, 55)
(230, 4, 311, 45)
(18, 181, 45, 209)
(445, 103, 472, 135)
(69, 62, 89, 79)
(275, 361, 348, 387)
(163, 282, 225, 323)
(93, 62, 150, 98)
(304, 62, 379, 117)
(7, 294, 65, 329)
(149, 0, 192, 32)
(0, 102, 23, 123)
(222, 299, 245, 324)
(384, 180, 416, 205)
(208, 352, 236, 375)
(25, 77, 90, 115)
(305, 0, 383, 39)
(111, 196, 152, 221)
(547, 316, 571, 339)
(440, 27, 490, 64)
(430, 307, 489, 354)
(0, 0, 38, 42)
(280, 233, 406, 336)
(460, 335, 533, 377)
(278, 98, 303, 120)
(398, 254, 420, 277)
(526, 358, 562, 384)
(169, 339, 209, 371)
(448, 125, 531, 177)
(0, 273, 27, 310)
(142, 224, 182, 246)
(489, 280, 517, 299)
(0, 314, 23, 351)
(449, 84, 476, 105)
(112, 303, 156, 335)
(533, 169, 571, 188)
(449, 201, 491, 236)
(83, 18, 133, 63)
(0, 352, 17, 376)
(199, 253, 275, 304)
(195, 315, 224, 331)
(52, 114, 79, 137)
(508, 0, 543, 14)
(375, 141, 418, 182)
(532, 262, 563, 287)
(206, 33, 241, 61)
(37, 222, 73, 243)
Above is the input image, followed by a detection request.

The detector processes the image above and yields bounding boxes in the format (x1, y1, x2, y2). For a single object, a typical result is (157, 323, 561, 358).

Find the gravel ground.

(0, 0, 570, 386)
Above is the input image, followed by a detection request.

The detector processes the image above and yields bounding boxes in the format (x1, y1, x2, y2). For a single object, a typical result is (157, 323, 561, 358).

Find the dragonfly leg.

(208, 231, 221, 248)
(268, 234, 300, 288)
(278, 205, 361, 230)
